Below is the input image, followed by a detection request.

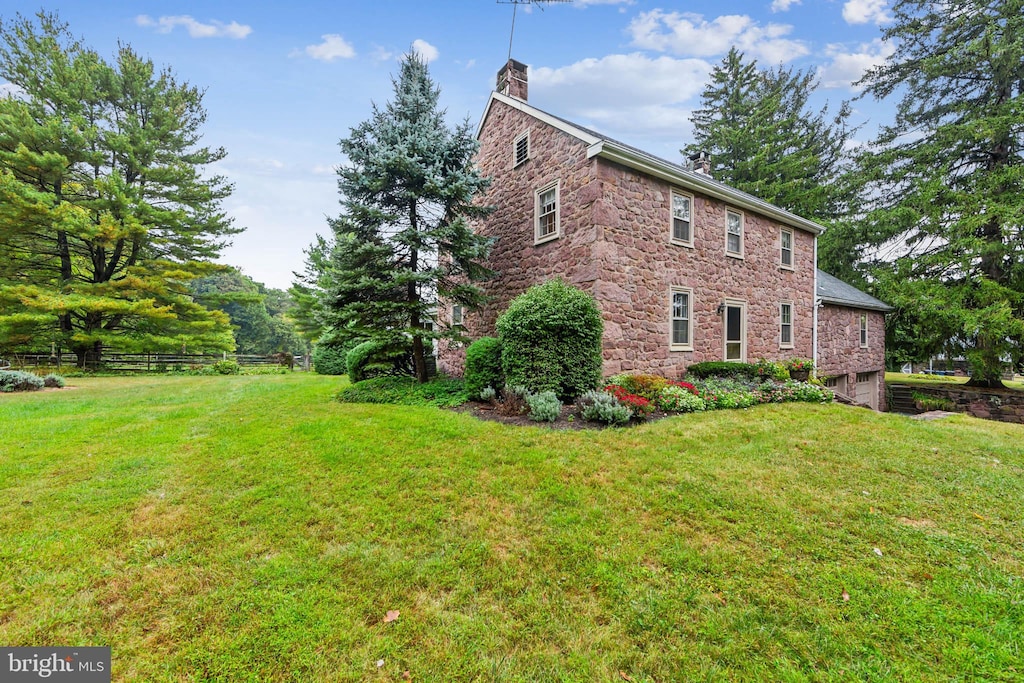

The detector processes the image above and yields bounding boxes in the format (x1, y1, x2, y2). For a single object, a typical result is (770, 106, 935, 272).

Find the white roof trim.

(477, 91, 601, 146)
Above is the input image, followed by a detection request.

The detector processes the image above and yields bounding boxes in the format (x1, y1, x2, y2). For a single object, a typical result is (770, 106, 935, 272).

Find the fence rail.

(3, 352, 304, 372)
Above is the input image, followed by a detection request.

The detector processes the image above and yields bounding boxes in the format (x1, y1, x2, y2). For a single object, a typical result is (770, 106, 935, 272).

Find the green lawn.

(1, 375, 1022, 681)
(886, 371, 1024, 391)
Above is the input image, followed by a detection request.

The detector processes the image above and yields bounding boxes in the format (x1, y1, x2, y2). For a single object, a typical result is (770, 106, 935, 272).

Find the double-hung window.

(726, 209, 743, 257)
(670, 287, 693, 350)
(781, 228, 794, 268)
(860, 313, 868, 348)
(535, 182, 560, 243)
(780, 302, 793, 348)
(670, 191, 692, 245)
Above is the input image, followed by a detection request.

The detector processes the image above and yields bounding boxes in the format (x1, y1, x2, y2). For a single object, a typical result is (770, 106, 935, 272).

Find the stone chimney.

(496, 59, 528, 101)
(688, 150, 712, 176)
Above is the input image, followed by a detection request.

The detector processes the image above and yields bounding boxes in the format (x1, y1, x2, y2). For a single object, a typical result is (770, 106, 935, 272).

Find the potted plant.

(787, 358, 814, 382)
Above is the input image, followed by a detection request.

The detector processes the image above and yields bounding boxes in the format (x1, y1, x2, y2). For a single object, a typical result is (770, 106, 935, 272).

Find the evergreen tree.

(854, 0, 1024, 386)
(0, 12, 237, 365)
(684, 48, 856, 226)
(318, 53, 493, 383)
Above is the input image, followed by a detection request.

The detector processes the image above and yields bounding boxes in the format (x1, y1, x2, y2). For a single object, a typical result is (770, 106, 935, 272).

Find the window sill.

(669, 345, 693, 353)
(779, 264, 795, 272)
(534, 233, 560, 246)
(670, 239, 694, 248)
(726, 251, 744, 260)
(780, 344, 794, 350)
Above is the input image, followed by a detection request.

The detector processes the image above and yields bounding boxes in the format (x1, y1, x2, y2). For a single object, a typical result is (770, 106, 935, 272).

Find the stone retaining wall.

(896, 384, 1024, 424)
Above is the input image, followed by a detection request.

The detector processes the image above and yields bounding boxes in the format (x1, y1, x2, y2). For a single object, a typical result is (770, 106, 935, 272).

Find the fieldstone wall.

(901, 384, 1024, 424)
(817, 305, 887, 410)
(438, 95, 821, 380)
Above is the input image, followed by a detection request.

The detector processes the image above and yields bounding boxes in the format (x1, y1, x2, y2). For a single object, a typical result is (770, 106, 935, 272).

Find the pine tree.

(684, 48, 856, 227)
(318, 53, 493, 383)
(854, 0, 1024, 386)
(0, 12, 237, 365)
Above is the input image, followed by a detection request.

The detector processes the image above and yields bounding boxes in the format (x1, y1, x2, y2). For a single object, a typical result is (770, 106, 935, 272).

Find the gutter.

(813, 240, 819, 368)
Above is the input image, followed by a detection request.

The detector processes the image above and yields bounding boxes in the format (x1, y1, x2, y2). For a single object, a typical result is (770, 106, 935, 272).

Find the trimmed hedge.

(686, 361, 759, 379)
(464, 337, 503, 399)
(496, 279, 603, 400)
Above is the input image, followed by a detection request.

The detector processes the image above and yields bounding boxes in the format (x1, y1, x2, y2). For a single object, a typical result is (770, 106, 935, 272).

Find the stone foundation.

(896, 384, 1024, 424)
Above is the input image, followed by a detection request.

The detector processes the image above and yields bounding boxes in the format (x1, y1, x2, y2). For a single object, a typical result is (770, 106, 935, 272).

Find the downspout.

(812, 236, 819, 368)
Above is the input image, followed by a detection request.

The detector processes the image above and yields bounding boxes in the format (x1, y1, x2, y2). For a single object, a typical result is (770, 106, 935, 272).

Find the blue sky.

(1, 1, 895, 290)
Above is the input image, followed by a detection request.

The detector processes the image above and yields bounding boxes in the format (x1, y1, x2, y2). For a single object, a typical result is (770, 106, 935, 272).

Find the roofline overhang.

(818, 296, 894, 313)
(587, 140, 826, 236)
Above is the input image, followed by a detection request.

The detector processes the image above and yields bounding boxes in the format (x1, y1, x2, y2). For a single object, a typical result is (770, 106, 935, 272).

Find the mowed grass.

(1, 375, 1022, 682)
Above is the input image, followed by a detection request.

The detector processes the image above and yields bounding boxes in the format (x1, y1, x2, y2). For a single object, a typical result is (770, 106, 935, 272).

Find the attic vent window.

(514, 131, 529, 167)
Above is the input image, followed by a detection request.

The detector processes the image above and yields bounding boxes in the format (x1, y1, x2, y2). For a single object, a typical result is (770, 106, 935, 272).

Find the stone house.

(438, 59, 892, 410)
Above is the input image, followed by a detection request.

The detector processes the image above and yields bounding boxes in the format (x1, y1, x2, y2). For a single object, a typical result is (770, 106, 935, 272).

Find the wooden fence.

(3, 352, 306, 372)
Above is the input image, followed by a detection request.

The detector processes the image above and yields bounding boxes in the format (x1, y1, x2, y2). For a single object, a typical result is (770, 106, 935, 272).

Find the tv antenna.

(497, 0, 572, 62)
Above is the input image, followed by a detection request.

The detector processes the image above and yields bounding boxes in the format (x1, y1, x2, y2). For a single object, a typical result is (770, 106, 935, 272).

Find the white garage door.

(855, 371, 878, 410)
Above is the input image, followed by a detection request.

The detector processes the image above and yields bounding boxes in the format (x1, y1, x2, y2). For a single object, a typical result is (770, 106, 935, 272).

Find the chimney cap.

(688, 150, 711, 162)
(497, 58, 528, 78)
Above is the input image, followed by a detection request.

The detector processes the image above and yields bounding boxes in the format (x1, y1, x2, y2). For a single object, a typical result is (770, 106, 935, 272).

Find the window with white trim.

(780, 228, 794, 268)
(670, 287, 693, 350)
(535, 182, 560, 243)
(780, 302, 793, 348)
(451, 304, 464, 327)
(670, 191, 693, 245)
(726, 209, 743, 257)
(513, 131, 529, 167)
(860, 313, 868, 348)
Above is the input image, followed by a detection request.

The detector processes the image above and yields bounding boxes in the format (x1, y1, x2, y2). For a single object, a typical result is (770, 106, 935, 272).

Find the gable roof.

(479, 91, 826, 236)
(816, 269, 893, 312)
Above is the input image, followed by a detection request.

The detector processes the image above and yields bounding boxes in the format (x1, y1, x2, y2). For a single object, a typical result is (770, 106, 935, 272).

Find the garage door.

(855, 371, 878, 410)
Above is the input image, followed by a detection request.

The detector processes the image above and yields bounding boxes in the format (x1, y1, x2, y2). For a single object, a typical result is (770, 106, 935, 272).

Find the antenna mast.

(497, 0, 572, 62)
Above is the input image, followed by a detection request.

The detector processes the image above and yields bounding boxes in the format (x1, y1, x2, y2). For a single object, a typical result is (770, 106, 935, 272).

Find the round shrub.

(578, 390, 631, 425)
(496, 279, 603, 400)
(526, 390, 561, 422)
(0, 370, 44, 392)
(312, 343, 348, 375)
(659, 385, 706, 412)
(42, 374, 66, 388)
(212, 360, 240, 375)
(464, 337, 503, 399)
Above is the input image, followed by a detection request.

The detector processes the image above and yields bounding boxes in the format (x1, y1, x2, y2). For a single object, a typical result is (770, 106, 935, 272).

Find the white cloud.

(0, 82, 27, 99)
(302, 34, 356, 62)
(842, 0, 890, 25)
(770, 0, 801, 12)
(411, 39, 439, 63)
(371, 45, 395, 62)
(818, 39, 894, 90)
(530, 53, 710, 155)
(311, 163, 338, 176)
(135, 14, 251, 39)
(628, 10, 808, 63)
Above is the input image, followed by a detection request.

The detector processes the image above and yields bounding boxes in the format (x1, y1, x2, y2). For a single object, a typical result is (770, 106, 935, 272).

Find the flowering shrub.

(606, 374, 669, 401)
(787, 358, 815, 372)
(604, 384, 654, 417)
(668, 379, 699, 395)
(755, 358, 790, 381)
(659, 385, 706, 412)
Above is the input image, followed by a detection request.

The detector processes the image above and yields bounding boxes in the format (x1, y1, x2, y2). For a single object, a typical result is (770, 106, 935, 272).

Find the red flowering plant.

(668, 379, 699, 395)
(604, 384, 655, 417)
